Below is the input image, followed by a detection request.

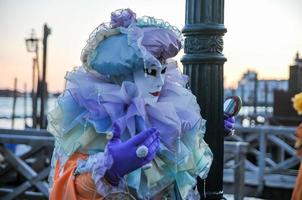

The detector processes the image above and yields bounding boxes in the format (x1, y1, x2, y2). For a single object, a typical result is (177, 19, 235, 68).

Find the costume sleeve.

(49, 151, 127, 200)
(47, 89, 126, 199)
(75, 149, 127, 197)
(49, 153, 103, 200)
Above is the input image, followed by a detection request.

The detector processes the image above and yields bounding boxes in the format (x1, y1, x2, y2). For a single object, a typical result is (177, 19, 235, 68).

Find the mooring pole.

(24, 83, 27, 127)
(11, 78, 18, 129)
(32, 58, 38, 128)
(40, 24, 51, 129)
(181, 0, 227, 199)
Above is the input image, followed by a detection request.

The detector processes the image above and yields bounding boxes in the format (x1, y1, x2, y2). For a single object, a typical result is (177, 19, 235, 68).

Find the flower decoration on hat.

(110, 8, 137, 28)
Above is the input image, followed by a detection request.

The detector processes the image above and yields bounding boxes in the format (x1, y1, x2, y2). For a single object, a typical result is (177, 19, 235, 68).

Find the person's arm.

(49, 124, 160, 199)
(49, 153, 103, 200)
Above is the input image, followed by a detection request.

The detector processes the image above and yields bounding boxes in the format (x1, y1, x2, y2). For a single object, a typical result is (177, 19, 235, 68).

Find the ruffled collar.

(64, 61, 202, 152)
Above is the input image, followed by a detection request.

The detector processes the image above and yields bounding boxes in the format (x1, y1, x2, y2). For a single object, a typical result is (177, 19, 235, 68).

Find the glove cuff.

(74, 148, 126, 197)
(104, 168, 121, 186)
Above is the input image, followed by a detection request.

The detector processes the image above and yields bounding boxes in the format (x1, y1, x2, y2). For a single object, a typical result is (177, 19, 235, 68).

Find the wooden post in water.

(32, 58, 38, 128)
(24, 83, 27, 128)
(40, 24, 51, 129)
(11, 78, 18, 129)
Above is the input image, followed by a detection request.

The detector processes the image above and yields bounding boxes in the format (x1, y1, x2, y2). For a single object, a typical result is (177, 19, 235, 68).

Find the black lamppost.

(25, 24, 51, 129)
(182, 0, 227, 199)
(25, 29, 39, 128)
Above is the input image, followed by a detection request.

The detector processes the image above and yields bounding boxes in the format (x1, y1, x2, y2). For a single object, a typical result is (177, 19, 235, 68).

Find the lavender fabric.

(105, 123, 160, 185)
(110, 8, 137, 28)
(110, 8, 181, 60)
(141, 27, 181, 60)
(63, 64, 201, 151)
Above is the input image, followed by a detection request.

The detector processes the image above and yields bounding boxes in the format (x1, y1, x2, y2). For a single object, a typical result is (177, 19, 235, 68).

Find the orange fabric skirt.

(49, 153, 103, 200)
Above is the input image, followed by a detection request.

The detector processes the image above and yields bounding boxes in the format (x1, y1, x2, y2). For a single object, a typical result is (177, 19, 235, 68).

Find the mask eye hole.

(159, 57, 166, 64)
(144, 68, 157, 77)
(161, 67, 167, 74)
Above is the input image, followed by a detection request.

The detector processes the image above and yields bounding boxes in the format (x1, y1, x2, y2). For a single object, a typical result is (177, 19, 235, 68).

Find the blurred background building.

(225, 52, 302, 125)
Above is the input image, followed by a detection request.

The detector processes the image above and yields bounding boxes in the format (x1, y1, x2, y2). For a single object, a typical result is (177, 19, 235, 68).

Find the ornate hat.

(80, 9, 182, 78)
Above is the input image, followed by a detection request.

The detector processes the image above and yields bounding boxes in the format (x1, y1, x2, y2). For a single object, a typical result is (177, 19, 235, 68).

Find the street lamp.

(25, 29, 40, 73)
(25, 29, 39, 53)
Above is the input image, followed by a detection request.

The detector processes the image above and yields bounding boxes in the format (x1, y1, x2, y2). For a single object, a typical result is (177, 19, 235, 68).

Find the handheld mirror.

(223, 96, 242, 117)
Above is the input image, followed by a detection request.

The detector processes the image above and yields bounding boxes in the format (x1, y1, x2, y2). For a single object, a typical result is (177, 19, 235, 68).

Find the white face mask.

(133, 66, 167, 104)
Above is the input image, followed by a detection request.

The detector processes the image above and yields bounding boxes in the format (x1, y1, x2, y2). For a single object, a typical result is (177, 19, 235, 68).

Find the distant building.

(228, 70, 287, 106)
(288, 52, 302, 94)
(257, 79, 288, 106)
(0, 89, 22, 97)
(272, 52, 302, 125)
(224, 51, 302, 125)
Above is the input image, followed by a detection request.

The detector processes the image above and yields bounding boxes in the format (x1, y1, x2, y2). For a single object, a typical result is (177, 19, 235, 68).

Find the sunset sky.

(1, 0, 302, 92)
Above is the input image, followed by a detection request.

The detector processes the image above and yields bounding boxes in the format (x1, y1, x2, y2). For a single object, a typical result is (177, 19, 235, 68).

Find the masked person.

(48, 9, 235, 200)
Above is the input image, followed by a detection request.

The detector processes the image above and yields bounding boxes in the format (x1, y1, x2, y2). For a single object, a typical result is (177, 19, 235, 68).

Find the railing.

(0, 129, 53, 200)
(0, 126, 299, 199)
(224, 141, 248, 200)
(225, 124, 300, 196)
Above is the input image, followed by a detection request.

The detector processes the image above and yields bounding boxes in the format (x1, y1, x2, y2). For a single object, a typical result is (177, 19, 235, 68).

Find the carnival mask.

(133, 65, 167, 104)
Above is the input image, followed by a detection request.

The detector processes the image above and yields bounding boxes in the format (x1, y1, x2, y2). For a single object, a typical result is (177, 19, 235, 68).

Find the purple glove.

(224, 114, 235, 136)
(104, 123, 160, 186)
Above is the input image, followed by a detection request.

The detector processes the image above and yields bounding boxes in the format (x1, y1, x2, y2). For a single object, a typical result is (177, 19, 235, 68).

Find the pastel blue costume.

(48, 9, 213, 199)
